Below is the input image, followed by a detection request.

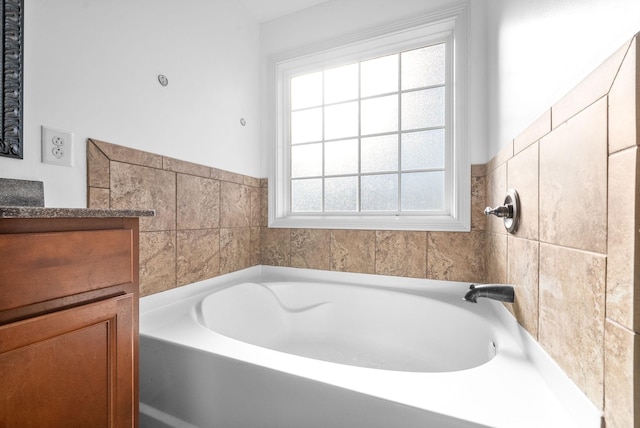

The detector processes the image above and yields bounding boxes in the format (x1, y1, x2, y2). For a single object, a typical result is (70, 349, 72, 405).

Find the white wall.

(259, 0, 489, 176)
(486, 0, 640, 158)
(0, 0, 261, 208)
(260, 0, 640, 166)
(6, 0, 637, 207)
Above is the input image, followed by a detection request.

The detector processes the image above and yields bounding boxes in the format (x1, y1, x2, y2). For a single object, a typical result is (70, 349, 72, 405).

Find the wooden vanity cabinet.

(0, 217, 140, 428)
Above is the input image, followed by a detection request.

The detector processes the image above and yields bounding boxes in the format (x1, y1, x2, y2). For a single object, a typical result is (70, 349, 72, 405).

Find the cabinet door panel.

(0, 294, 135, 428)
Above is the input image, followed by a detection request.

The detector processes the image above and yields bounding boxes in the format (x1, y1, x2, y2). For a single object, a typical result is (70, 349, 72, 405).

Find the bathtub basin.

(140, 266, 602, 428)
(197, 281, 497, 372)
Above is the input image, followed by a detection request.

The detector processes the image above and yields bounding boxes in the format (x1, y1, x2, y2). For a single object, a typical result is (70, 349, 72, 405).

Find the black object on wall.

(0, 0, 23, 160)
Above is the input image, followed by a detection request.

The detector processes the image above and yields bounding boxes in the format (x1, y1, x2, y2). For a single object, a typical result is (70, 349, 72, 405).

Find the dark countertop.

(0, 207, 155, 219)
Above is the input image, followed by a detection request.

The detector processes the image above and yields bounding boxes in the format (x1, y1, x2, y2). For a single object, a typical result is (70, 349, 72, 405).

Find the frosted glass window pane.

(361, 174, 398, 211)
(325, 139, 358, 175)
(291, 108, 322, 144)
(325, 102, 358, 140)
(361, 95, 398, 136)
(291, 72, 323, 110)
(401, 129, 445, 170)
(401, 44, 445, 90)
(361, 54, 398, 97)
(401, 87, 445, 130)
(291, 143, 322, 178)
(401, 172, 444, 211)
(291, 179, 322, 212)
(325, 176, 358, 212)
(325, 63, 359, 104)
(361, 135, 398, 173)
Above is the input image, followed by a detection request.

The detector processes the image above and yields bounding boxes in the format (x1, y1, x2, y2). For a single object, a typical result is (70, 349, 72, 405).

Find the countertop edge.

(0, 207, 156, 219)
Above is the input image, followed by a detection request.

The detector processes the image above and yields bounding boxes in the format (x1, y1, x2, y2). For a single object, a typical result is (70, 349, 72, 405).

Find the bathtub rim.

(140, 265, 602, 428)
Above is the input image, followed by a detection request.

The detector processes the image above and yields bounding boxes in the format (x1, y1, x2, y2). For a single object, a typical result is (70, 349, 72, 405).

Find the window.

(269, 4, 469, 231)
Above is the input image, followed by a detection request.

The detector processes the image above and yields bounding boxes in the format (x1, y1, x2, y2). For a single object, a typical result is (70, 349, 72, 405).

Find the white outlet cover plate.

(41, 126, 73, 167)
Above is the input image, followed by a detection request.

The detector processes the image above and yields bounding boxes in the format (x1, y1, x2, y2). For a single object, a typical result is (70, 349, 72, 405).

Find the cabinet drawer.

(0, 229, 133, 311)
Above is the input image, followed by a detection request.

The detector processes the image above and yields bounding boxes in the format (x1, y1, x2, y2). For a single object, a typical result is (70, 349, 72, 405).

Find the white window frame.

(268, 3, 469, 231)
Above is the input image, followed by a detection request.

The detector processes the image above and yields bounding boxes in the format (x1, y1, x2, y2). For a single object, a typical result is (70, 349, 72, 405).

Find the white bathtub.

(140, 266, 601, 428)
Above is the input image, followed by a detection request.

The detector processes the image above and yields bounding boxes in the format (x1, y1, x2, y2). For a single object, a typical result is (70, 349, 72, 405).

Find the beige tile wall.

(88, 137, 487, 289)
(87, 139, 262, 296)
(259, 167, 487, 283)
(485, 34, 640, 427)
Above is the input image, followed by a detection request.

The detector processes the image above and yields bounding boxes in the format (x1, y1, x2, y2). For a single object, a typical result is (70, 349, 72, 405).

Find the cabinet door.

(0, 294, 136, 428)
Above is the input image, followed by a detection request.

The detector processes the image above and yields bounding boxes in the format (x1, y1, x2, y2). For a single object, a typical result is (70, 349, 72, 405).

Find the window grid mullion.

(397, 51, 402, 213)
(291, 124, 445, 146)
(321, 70, 326, 213)
(291, 167, 445, 181)
(289, 82, 445, 114)
(357, 61, 362, 213)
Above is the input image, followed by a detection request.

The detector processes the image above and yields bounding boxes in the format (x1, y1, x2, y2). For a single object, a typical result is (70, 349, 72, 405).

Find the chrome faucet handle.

(484, 205, 513, 218)
(485, 189, 520, 233)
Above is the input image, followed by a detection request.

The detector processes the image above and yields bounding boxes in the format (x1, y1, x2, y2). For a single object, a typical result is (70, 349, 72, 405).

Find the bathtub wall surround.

(485, 34, 640, 427)
(260, 164, 486, 281)
(87, 140, 488, 296)
(87, 139, 263, 296)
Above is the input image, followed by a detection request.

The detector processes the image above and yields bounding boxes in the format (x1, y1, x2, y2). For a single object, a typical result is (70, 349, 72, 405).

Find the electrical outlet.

(41, 126, 73, 167)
